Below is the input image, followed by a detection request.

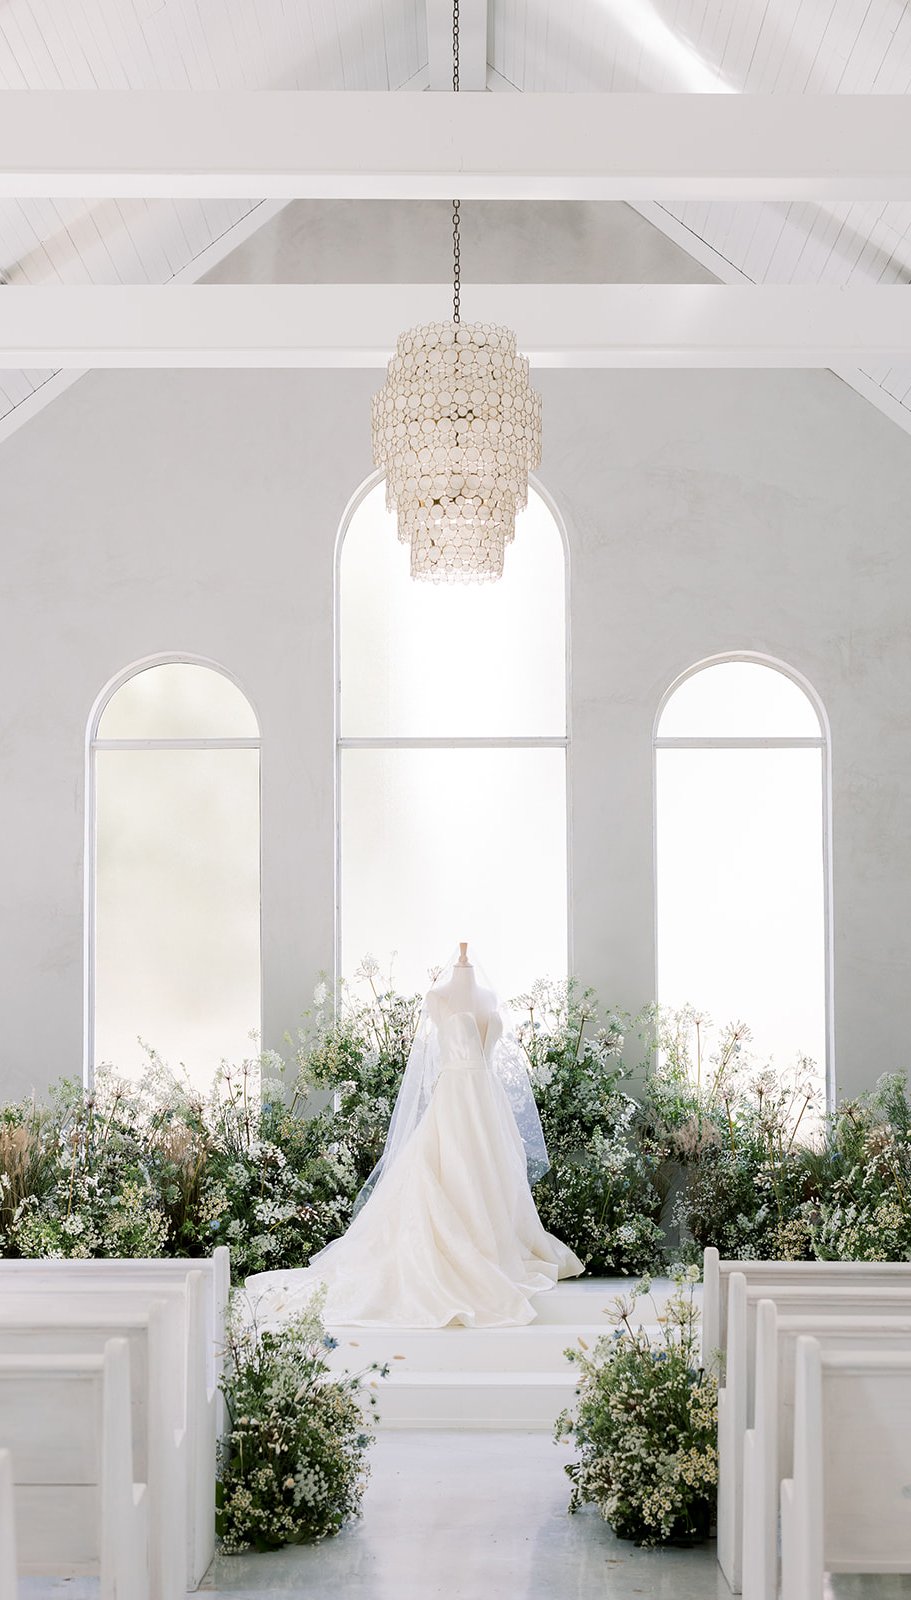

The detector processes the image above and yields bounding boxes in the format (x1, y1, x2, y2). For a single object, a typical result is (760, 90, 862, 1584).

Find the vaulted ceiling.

(1, 0, 909, 435)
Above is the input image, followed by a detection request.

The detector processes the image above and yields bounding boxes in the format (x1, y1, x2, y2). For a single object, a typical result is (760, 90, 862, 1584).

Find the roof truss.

(3, 283, 910, 368)
(1, 92, 910, 201)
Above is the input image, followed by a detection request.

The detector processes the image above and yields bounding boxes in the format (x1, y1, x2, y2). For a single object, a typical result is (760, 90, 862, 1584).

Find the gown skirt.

(246, 1013, 583, 1329)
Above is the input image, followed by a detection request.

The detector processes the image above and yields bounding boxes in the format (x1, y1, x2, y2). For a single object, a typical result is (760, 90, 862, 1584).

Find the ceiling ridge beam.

(2, 93, 911, 200)
(3, 283, 911, 368)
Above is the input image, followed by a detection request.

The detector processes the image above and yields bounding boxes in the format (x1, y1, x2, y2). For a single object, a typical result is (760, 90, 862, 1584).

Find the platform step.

(327, 1322, 632, 1375)
(373, 1368, 579, 1429)
(324, 1278, 692, 1430)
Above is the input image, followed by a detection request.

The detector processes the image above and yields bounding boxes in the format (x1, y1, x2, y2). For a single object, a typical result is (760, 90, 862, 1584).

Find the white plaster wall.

(0, 204, 909, 1103)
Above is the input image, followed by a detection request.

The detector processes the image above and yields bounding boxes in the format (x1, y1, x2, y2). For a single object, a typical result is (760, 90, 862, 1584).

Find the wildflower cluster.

(2, 973, 910, 1281)
(217, 1287, 386, 1552)
(555, 1267, 717, 1546)
(513, 980, 664, 1275)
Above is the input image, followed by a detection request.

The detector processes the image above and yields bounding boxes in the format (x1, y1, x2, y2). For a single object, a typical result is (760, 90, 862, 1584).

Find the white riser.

(375, 1371, 578, 1430)
(323, 1279, 691, 1430)
(327, 1323, 639, 1375)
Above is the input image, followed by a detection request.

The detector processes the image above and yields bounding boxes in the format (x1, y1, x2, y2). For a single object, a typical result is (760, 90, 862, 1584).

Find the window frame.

(653, 651, 834, 1105)
(84, 652, 263, 1089)
(333, 469, 573, 989)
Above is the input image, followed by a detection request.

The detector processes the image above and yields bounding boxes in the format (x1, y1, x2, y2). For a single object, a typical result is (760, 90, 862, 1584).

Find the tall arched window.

(338, 479, 568, 998)
(655, 656, 830, 1097)
(88, 659, 261, 1087)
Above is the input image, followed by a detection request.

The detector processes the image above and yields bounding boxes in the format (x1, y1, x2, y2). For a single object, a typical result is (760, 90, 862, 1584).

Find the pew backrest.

(703, 1245, 911, 1368)
(0, 1449, 16, 1600)
(781, 1338, 911, 1599)
(0, 1338, 147, 1596)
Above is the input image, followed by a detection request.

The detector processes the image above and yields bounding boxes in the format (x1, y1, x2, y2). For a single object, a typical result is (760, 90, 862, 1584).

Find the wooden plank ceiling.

(1, 0, 910, 430)
(0, 0, 427, 421)
(491, 0, 911, 416)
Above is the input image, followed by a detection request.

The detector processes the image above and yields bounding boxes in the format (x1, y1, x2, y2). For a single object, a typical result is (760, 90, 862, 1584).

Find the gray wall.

(1, 203, 909, 1102)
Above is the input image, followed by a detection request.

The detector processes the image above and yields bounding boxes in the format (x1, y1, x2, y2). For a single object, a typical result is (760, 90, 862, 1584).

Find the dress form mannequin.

(426, 942, 498, 1047)
(245, 939, 584, 1327)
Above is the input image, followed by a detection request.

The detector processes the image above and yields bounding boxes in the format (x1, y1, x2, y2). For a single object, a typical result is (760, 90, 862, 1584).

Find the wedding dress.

(246, 954, 582, 1329)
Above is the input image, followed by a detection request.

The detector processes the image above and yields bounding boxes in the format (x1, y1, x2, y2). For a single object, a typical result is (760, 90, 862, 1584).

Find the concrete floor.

(21, 1430, 911, 1600)
(205, 1430, 726, 1600)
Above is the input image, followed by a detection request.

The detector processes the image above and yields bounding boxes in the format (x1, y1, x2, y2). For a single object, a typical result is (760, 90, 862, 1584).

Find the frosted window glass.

(657, 746, 825, 1089)
(340, 747, 567, 1000)
(340, 482, 565, 737)
(97, 662, 259, 739)
(94, 748, 261, 1086)
(658, 662, 821, 739)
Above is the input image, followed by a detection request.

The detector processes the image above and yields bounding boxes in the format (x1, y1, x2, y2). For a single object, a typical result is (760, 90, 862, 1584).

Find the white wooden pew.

(0, 1250, 227, 1585)
(0, 1289, 190, 1600)
(781, 1338, 911, 1600)
(718, 1271, 911, 1592)
(0, 1338, 148, 1600)
(0, 1450, 16, 1600)
(702, 1245, 911, 1370)
(742, 1300, 911, 1600)
(0, 1245, 230, 1412)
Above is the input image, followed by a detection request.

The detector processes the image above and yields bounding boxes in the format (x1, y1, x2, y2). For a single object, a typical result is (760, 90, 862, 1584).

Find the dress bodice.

(438, 1009, 502, 1071)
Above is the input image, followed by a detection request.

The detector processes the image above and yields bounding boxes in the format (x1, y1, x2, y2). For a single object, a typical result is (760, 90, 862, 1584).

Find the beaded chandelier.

(370, 3, 542, 583)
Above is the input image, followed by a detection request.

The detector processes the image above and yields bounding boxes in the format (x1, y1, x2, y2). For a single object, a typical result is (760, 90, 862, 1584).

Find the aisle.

(204, 1430, 722, 1600)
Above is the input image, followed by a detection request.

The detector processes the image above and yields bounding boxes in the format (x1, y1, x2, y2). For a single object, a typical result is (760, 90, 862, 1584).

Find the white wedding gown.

(246, 1009, 583, 1328)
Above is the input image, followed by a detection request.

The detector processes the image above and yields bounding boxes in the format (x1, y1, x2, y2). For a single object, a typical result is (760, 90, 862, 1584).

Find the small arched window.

(655, 657, 829, 1095)
(88, 659, 261, 1086)
(337, 479, 568, 997)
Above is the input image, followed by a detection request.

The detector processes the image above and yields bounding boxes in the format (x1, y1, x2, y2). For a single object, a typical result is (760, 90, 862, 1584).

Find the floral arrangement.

(640, 1007, 821, 1263)
(514, 980, 665, 1274)
(1, 966, 910, 1277)
(217, 1286, 385, 1552)
(555, 1267, 717, 1546)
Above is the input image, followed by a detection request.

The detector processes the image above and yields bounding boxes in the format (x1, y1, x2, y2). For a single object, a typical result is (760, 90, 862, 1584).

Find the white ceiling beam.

(3, 284, 911, 368)
(427, 0, 487, 91)
(2, 93, 911, 200)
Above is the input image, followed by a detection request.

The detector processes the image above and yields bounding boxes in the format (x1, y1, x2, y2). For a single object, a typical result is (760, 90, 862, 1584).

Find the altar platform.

(326, 1277, 695, 1429)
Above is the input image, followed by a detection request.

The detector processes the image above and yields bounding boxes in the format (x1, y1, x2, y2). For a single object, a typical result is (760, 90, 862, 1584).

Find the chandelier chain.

(452, 0, 460, 323)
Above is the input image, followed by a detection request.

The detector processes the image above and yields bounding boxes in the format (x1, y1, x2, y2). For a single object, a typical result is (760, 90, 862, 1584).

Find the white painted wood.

(4, 282, 911, 368)
(780, 1340, 911, 1598)
(0, 1450, 16, 1600)
(743, 1301, 911, 1600)
(427, 0, 486, 90)
(717, 1270, 911, 1593)
(0, 1254, 227, 1588)
(0, 1340, 148, 1600)
(0, 1289, 187, 1598)
(702, 1245, 911, 1368)
(0, 1245, 229, 1404)
(0, 92, 910, 201)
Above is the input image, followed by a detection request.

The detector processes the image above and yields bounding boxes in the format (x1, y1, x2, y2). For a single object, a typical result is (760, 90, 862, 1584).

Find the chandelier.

(371, 3, 542, 583)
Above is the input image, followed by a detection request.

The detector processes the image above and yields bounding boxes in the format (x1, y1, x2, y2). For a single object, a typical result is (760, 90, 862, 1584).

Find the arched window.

(655, 656, 830, 1097)
(88, 659, 261, 1087)
(338, 479, 568, 998)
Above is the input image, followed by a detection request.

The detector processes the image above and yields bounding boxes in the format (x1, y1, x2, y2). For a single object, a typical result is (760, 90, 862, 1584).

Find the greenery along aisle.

(0, 963, 910, 1272)
(217, 1286, 386, 1551)
(556, 1267, 718, 1546)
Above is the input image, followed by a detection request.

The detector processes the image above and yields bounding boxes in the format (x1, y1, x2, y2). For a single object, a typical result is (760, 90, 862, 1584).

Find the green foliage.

(217, 1288, 384, 1552)
(555, 1268, 717, 1546)
(513, 980, 664, 1275)
(640, 1008, 820, 1262)
(809, 1074, 911, 1261)
(2, 978, 911, 1278)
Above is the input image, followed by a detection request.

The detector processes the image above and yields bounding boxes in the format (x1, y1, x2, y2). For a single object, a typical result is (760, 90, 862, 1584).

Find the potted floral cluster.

(555, 1266, 717, 1546)
(217, 1286, 387, 1552)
